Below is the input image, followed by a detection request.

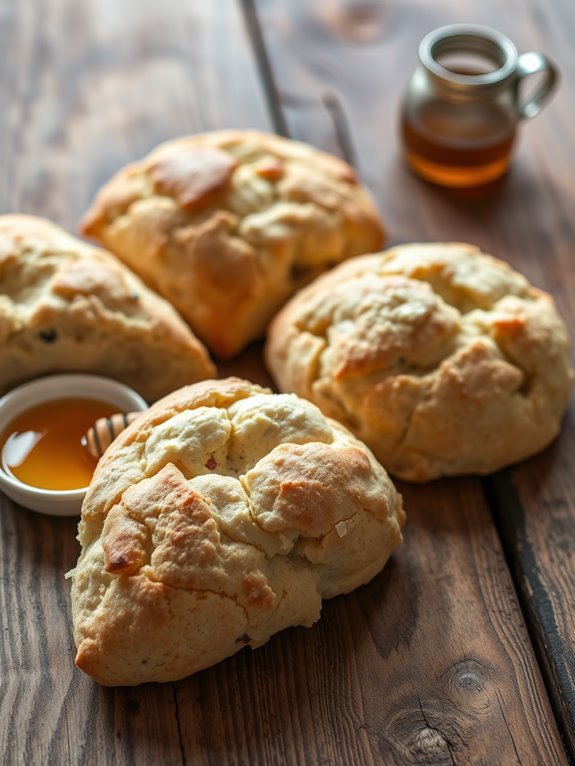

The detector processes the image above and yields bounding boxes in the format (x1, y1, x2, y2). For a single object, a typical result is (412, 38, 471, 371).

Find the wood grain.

(1, 0, 574, 763)
(0, 0, 270, 231)
(254, 0, 575, 757)
(3, 478, 566, 764)
(486, 439, 575, 756)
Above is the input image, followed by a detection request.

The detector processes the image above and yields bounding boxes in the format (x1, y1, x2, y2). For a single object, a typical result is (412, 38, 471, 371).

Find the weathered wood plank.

(254, 0, 575, 758)
(1, 0, 573, 764)
(0, 0, 269, 763)
(486, 440, 575, 755)
(0, 0, 270, 230)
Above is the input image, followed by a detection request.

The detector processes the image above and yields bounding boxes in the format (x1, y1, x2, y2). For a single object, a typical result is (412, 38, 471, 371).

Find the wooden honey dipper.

(82, 412, 141, 459)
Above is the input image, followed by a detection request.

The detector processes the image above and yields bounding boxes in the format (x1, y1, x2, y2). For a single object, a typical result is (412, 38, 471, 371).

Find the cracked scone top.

(0, 215, 215, 401)
(265, 243, 573, 481)
(80, 130, 385, 358)
(70, 378, 404, 685)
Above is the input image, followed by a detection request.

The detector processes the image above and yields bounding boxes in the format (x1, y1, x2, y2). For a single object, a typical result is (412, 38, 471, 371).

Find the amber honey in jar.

(0, 398, 117, 491)
(400, 25, 558, 188)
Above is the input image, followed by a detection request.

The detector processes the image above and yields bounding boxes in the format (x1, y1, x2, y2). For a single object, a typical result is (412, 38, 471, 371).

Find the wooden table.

(1, 1, 574, 764)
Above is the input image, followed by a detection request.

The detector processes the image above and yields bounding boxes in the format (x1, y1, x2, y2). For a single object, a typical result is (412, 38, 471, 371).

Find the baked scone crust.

(0, 215, 215, 401)
(80, 130, 385, 358)
(265, 243, 573, 481)
(70, 378, 404, 685)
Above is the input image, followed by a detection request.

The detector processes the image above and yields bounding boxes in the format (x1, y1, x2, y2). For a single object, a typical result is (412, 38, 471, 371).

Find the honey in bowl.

(0, 398, 118, 491)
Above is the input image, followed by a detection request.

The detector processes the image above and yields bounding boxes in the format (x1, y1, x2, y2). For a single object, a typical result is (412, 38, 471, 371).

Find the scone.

(265, 243, 573, 481)
(0, 215, 215, 401)
(80, 130, 385, 358)
(70, 377, 404, 686)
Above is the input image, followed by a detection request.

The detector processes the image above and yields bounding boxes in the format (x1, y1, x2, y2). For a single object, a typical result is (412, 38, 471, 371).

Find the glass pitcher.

(400, 24, 559, 188)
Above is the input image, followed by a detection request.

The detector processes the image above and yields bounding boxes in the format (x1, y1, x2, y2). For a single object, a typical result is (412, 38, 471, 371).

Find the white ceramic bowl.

(0, 374, 148, 516)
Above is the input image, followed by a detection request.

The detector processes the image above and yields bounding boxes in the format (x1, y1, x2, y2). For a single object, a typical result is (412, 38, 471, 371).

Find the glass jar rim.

(419, 24, 518, 92)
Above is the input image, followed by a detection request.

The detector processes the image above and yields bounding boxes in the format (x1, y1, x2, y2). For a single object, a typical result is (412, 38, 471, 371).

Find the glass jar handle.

(516, 51, 559, 120)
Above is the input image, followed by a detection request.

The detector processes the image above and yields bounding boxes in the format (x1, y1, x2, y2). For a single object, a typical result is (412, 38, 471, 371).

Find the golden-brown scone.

(0, 215, 215, 401)
(80, 130, 385, 358)
(69, 377, 404, 685)
(265, 243, 573, 481)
